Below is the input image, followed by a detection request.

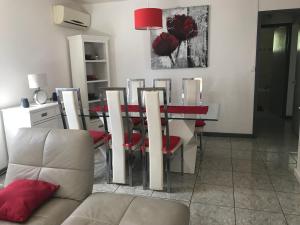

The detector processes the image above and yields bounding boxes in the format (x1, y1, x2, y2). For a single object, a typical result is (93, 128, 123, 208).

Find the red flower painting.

(152, 32, 179, 65)
(167, 15, 198, 41)
(151, 6, 209, 69)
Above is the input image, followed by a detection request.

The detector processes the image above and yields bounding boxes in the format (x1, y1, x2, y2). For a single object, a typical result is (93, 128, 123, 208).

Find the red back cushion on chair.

(0, 179, 59, 222)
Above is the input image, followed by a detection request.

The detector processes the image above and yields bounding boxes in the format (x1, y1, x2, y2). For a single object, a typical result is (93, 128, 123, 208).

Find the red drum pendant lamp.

(134, 0, 162, 30)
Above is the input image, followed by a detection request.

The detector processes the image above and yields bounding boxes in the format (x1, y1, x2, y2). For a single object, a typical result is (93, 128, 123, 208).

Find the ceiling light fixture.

(134, 0, 162, 30)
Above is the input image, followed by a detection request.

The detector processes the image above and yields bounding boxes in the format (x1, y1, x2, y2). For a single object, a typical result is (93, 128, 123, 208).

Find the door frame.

(253, 11, 294, 137)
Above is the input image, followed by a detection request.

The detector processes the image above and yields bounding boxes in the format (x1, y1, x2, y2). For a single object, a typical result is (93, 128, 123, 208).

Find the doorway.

(293, 28, 300, 136)
(256, 24, 291, 118)
(254, 9, 300, 139)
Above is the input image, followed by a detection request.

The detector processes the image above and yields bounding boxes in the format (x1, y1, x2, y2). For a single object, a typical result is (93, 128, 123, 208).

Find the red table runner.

(90, 105, 208, 115)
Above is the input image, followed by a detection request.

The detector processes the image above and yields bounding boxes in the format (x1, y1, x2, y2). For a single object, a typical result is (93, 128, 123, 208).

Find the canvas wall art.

(151, 5, 209, 70)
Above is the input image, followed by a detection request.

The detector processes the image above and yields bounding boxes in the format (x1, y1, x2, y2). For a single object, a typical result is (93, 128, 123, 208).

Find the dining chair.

(182, 78, 206, 151)
(127, 79, 146, 104)
(56, 88, 108, 149)
(127, 79, 146, 127)
(153, 78, 172, 104)
(138, 88, 183, 193)
(99, 87, 143, 186)
(152, 78, 171, 129)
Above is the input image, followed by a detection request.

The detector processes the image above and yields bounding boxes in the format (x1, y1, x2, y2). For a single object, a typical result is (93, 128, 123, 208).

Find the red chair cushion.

(131, 117, 142, 126)
(124, 133, 143, 148)
(144, 136, 181, 154)
(105, 134, 112, 142)
(88, 130, 106, 144)
(0, 179, 59, 223)
(161, 118, 167, 126)
(195, 120, 206, 127)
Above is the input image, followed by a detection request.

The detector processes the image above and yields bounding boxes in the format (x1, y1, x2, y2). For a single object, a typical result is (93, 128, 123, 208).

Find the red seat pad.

(195, 120, 206, 127)
(123, 133, 143, 148)
(161, 118, 167, 126)
(144, 136, 181, 153)
(88, 130, 106, 144)
(0, 179, 59, 223)
(131, 117, 142, 126)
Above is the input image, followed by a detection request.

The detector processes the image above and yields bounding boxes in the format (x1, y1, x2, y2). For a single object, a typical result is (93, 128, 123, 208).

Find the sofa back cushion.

(4, 128, 94, 202)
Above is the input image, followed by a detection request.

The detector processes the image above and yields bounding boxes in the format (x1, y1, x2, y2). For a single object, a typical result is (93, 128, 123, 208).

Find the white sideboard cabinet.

(2, 102, 63, 155)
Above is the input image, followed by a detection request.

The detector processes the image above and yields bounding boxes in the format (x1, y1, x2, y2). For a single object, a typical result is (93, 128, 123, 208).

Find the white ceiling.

(73, 0, 126, 4)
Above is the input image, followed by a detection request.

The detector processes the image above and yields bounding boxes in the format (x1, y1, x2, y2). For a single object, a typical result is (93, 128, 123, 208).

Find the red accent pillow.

(0, 179, 59, 222)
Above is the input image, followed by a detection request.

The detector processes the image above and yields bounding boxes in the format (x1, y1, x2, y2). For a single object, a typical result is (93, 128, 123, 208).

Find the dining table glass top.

(87, 103, 220, 121)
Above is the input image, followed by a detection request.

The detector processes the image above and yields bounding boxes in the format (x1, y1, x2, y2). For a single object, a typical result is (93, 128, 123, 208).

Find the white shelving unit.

(68, 35, 110, 130)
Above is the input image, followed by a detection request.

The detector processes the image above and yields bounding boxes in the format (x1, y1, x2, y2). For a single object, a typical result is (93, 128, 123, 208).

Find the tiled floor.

(91, 115, 300, 225)
(0, 115, 299, 225)
(0, 174, 4, 189)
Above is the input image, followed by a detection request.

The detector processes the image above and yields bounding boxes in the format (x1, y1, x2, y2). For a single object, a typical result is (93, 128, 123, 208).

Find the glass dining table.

(89, 103, 219, 121)
(88, 103, 220, 174)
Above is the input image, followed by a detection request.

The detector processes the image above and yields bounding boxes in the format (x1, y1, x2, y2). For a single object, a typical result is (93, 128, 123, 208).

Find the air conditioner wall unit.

(53, 5, 91, 30)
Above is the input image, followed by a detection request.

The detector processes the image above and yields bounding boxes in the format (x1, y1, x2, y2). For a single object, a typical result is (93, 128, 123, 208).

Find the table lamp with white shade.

(28, 73, 48, 105)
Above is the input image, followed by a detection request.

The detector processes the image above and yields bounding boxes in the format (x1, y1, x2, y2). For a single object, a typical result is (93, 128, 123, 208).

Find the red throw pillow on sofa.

(0, 179, 59, 222)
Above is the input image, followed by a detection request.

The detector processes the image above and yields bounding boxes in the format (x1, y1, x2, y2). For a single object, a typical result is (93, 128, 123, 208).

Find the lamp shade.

(134, 8, 162, 30)
(28, 74, 48, 89)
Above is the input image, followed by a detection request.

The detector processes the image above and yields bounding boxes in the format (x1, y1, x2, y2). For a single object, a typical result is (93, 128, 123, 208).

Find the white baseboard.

(294, 168, 300, 184)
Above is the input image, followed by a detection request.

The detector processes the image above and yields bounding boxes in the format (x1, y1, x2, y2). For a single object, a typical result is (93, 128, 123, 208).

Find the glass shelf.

(85, 60, 107, 63)
(87, 79, 108, 84)
(88, 99, 100, 104)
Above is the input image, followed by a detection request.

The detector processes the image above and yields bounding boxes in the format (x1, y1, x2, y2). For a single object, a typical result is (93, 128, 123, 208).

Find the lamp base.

(33, 89, 48, 105)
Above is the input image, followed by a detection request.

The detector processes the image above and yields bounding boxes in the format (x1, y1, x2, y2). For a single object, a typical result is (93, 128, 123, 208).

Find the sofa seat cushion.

(0, 198, 80, 225)
(61, 192, 189, 225)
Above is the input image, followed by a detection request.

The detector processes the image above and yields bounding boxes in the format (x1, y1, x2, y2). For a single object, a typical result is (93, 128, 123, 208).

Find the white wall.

(0, 0, 299, 169)
(0, 0, 85, 169)
(0, 0, 86, 108)
(85, 0, 259, 134)
(84, 0, 300, 135)
(259, 0, 300, 11)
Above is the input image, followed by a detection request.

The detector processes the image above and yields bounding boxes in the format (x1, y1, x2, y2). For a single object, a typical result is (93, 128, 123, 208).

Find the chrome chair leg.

(142, 151, 147, 190)
(166, 155, 171, 193)
(128, 151, 133, 186)
(146, 153, 149, 185)
(196, 132, 203, 152)
(106, 148, 111, 183)
(109, 149, 113, 182)
(200, 132, 203, 151)
(104, 141, 112, 184)
(181, 144, 184, 176)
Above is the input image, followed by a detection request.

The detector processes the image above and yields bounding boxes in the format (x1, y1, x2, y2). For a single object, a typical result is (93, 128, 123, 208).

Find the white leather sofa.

(1, 128, 189, 225)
